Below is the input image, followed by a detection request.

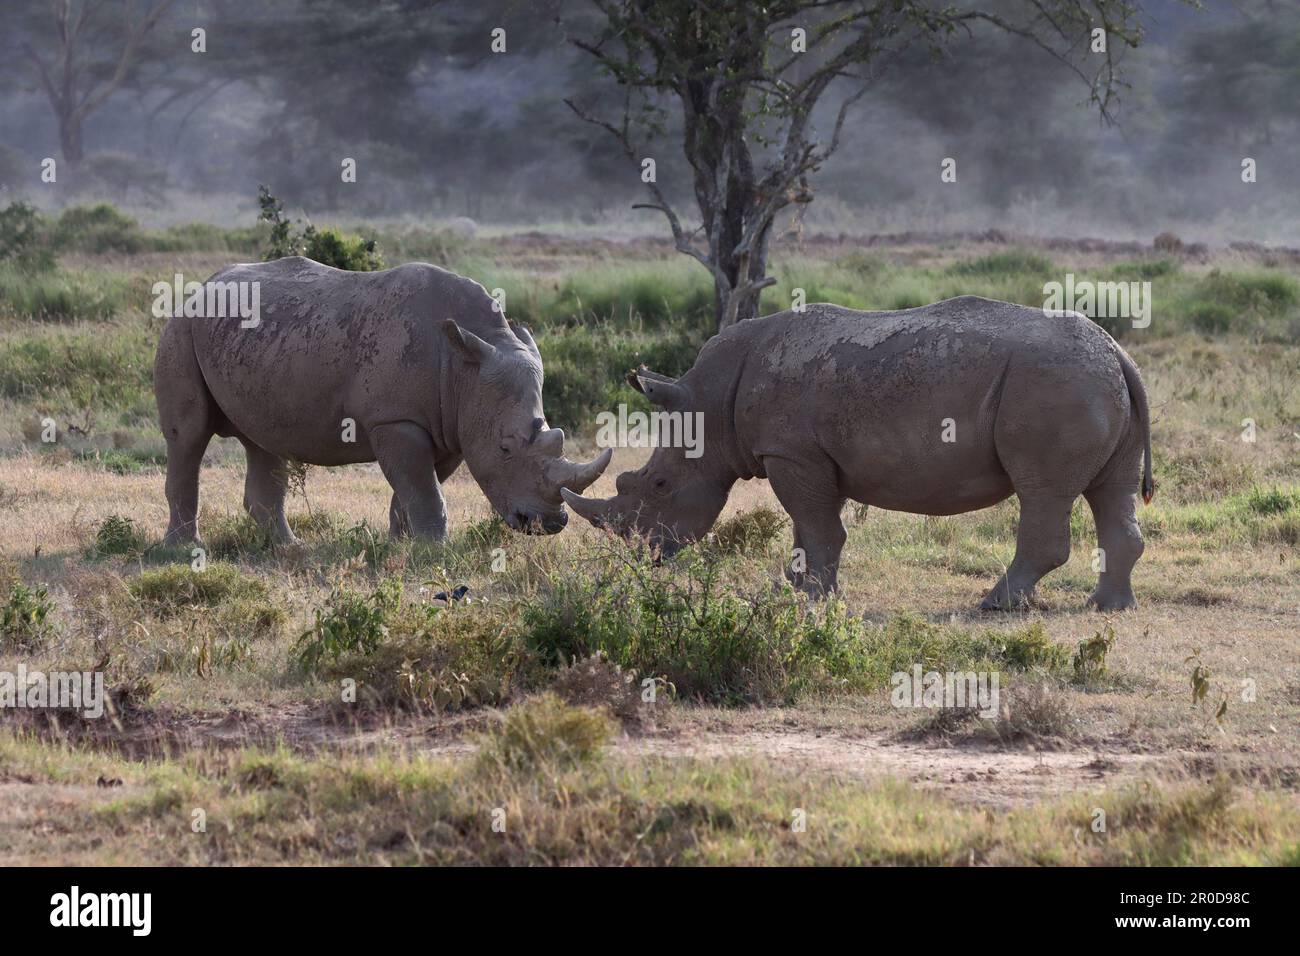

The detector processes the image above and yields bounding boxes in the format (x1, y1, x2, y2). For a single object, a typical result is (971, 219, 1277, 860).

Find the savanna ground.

(1, 209, 1299, 864)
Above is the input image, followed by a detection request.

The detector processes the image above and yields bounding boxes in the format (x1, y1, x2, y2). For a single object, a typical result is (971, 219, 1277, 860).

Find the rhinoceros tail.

(1116, 347, 1155, 504)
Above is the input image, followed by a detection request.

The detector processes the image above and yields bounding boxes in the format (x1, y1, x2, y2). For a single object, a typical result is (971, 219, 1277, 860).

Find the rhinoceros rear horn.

(552, 447, 613, 494)
(626, 366, 688, 408)
(561, 487, 612, 525)
(535, 426, 565, 457)
(444, 319, 497, 364)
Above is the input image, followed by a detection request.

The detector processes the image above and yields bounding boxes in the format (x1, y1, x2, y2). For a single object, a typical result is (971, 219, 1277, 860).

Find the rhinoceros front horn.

(561, 487, 611, 525)
(552, 448, 613, 494)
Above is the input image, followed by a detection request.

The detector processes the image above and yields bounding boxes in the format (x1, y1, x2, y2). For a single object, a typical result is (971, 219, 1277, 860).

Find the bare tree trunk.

(59, 114, 84, 166)
(715, 253, 769, 330)
(709, 140, 776, 330)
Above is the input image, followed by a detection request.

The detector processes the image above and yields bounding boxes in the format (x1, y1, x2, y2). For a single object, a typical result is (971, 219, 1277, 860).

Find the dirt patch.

(612, 726, 1199, 808)
(0, 702, 455, 759)
(4, 698, 1292, 810)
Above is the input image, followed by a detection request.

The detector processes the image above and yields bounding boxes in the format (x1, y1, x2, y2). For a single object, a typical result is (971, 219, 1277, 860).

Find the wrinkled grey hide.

(155, 256, 609, 544)
(564, 295, 1153, 611)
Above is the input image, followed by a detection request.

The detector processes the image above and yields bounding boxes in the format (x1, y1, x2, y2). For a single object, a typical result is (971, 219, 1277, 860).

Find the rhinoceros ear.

(509, 320, 541, 361)
(444, 319, 497, 365)
(626, 366, 689, 409)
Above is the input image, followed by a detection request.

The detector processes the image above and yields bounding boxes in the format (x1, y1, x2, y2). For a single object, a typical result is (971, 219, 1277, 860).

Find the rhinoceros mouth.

(506, 510, 568, 534)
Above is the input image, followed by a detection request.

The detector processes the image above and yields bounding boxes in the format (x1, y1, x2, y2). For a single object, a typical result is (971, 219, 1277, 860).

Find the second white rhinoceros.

(563, 295, 1154, 611)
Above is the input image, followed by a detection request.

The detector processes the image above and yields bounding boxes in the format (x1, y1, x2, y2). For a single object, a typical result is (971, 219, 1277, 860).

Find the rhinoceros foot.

(978, 583, 1040, 612)
(1085, 588, 1138, 612)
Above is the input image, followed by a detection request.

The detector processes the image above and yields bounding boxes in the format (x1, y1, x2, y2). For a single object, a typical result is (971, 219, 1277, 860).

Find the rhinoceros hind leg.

(980, 494, 1074, 611)
(161, 431, 210, 546)
(1083, 483, 1143, 611)
(765, 458, 847, 597)
(240, 440, 299, 544)
(371, 422, 448, 540)
(156, 320, 215, 546)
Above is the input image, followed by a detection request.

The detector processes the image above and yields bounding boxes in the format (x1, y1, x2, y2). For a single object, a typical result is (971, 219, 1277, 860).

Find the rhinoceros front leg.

(388, 492, 411, 537)
(371, 422, 448, 540)
(980, 493, 1074, 610)
(389, 455, 461, 537)
(765, 458, 847, 597)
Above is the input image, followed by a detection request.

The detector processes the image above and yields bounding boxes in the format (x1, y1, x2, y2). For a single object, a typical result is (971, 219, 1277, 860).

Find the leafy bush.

(93, 514, 147, 556)
(522, 550, 1071, 705)
(302, 226, 385, 271)
(1186, 300, 1236, 335)
(1072, 624, 1117, 684)
(257, 185, 384, 271)
(294, 577, 403, 670)
(52, 204, 146, 254)
(0, 202, 54, 272)
(1197, 270, 1298, 315)
(992, 622, 1070, 671)
(1, 581, 55, 650)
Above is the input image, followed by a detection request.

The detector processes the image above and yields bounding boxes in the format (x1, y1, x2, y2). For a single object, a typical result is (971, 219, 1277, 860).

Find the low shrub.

(325, 601, 526, 713)
(475, 693, 614, 773)
(707, 508, 787, 556)
(258, 185, 384, 271)
(294, 577, 403, 670)
(129, 564, 283, 639)
(1, 581, 55, 650)
(1197, 270, 1298, 315)
(1244, 486, 1297, 516)
(0, 202, 55, 272)
(550, 651, 647, 721)
(93, 514, 147, 556)
(52, 203, 146, 255)
(523, 549, 1073, 705)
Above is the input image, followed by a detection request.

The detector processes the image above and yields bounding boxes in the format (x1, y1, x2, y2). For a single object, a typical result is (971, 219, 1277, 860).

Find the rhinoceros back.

(184, 257, 499, 464)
